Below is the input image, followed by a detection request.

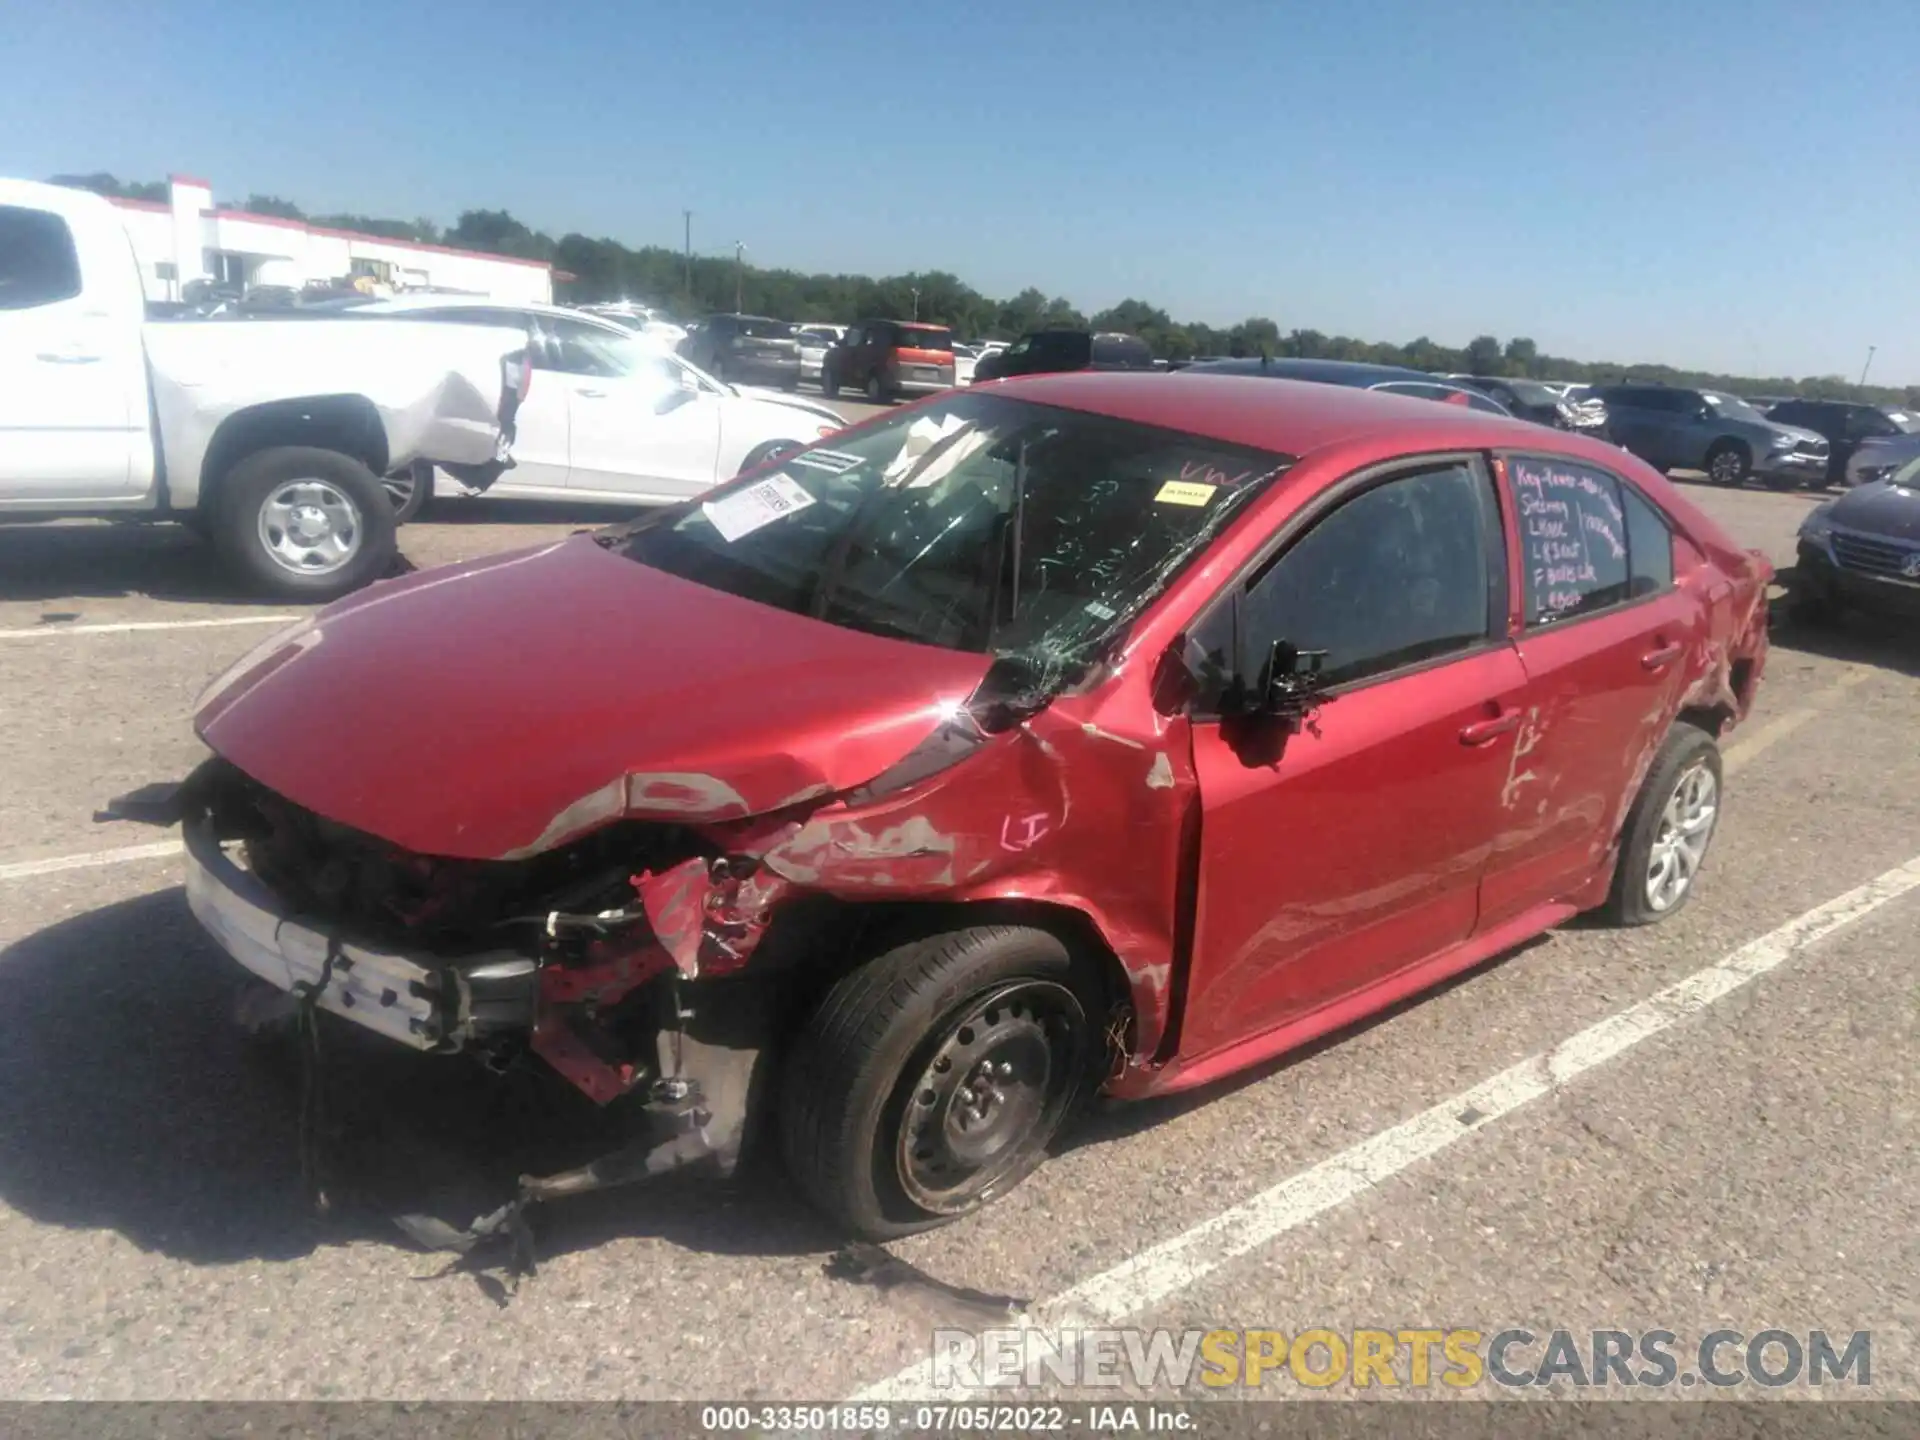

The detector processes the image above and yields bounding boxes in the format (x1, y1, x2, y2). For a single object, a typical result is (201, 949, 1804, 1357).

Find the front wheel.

(779, 926, 1102, 1239)
(737, 440, 800, 475)
(211, 446, 398, 601)
(1705, 441, 1751, 487)
(383, 460, 435, 523)
(1599, 725, 1723, 926)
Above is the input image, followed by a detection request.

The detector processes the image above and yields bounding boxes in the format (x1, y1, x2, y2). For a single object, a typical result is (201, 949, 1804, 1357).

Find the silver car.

(795, 327, 839, 384)
(1594, 385, 1829, 489)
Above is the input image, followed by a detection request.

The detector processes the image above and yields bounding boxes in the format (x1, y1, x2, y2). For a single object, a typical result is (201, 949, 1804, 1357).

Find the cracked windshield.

(615, 393, 1288, 669)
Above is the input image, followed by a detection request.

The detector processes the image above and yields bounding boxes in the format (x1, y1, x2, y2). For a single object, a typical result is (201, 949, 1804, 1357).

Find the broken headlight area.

(178, 759, 777, 1083)
(165, 758, 818, 1263)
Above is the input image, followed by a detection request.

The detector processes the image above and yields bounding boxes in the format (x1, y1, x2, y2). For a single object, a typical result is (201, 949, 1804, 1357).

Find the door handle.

(574, 387, 607, 399)
(37, 350, 102, 364)
(1641, 642, 1684, 671)
(1459, 709, 1522, 746)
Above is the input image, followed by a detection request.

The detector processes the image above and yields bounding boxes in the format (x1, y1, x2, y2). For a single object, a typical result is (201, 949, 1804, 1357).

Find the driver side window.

(1205, 463, 1501, 695)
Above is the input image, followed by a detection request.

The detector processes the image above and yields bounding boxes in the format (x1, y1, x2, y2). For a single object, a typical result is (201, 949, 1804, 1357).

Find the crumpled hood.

(195, 536, 989, 860)
(1829, 479, 1920, 542)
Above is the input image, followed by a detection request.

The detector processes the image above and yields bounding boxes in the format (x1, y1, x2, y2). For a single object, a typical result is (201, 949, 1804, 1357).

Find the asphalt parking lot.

(1, 472, 1917, 1404)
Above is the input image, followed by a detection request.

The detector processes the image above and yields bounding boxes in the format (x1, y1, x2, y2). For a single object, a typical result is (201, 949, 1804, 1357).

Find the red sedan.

(135, 372, 1771, 1242)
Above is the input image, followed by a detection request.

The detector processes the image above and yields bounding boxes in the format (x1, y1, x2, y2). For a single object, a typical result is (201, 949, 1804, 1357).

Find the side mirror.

(1255, 639, 1331, 727)
(654, 379, 700, 415)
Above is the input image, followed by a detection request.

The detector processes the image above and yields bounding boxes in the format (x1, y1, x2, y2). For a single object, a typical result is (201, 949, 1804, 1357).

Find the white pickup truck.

(0, 178, 529, 599)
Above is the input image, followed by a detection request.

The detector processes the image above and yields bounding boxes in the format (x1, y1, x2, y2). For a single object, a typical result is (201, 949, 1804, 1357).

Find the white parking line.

(855, 851, 1920, 1401)
(0, 615, 297, 641)
(0, 839, 183, 883)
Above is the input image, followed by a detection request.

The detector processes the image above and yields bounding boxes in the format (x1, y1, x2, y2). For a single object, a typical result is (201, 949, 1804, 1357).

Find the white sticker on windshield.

(790, 448, 863, 475)
(1083, 601, 1118, 621)
(701, 474, 817, 542)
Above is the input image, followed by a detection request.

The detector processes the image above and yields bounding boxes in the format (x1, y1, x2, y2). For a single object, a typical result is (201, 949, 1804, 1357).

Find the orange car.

(822, 319, 956, 401)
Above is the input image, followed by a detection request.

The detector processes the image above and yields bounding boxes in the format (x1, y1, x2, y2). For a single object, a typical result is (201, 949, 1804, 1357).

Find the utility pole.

(910, 286, 920, 321)
(734, 241, 745, 313)
(1860, 345, 1877, 387)
(682, 210, 692, 306)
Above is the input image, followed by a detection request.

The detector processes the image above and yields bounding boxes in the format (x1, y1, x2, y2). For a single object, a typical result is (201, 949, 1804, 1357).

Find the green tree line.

(49, 174, 1920, 407)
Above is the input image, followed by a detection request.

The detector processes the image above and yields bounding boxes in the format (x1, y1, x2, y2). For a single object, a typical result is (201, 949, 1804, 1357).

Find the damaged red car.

(125, 373, 1771, 1241)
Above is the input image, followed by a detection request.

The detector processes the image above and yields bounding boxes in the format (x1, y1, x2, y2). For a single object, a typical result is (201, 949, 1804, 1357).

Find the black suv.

(678, 314, 801, 388)
(1765, 399, 1919, 489)
(972, 330, 1157, 383)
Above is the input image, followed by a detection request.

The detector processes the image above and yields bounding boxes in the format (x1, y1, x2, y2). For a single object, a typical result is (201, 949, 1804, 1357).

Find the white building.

(110, 173, 554, 305)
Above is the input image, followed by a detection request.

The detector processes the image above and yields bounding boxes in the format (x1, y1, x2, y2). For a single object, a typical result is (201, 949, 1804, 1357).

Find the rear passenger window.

(1623, 484, 1674, 595)
(0, 205, 83, 311)
(1512, 457, 1672, 623)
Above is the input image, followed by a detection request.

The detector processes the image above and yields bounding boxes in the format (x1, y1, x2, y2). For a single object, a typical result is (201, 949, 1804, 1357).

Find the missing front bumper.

(182, 815, 536, 1051)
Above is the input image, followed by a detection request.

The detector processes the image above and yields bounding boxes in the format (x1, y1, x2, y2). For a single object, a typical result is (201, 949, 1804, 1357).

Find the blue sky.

(6, 0, 1917, 383)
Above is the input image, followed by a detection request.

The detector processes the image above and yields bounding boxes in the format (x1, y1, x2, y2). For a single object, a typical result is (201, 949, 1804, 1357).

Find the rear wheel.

(821, 368, 840, 399)
(779, 925, 1101, 1239)
(212, 446, 398, 601)
(866, 371, 887, 403)
(1600, 725, 1723, 926)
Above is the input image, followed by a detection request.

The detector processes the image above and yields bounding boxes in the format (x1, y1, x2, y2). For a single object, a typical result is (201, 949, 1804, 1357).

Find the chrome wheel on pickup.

(258, 479, 363, 576)
(213, 446, 398, 601)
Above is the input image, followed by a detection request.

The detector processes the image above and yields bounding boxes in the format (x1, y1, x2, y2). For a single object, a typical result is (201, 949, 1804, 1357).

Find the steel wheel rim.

(1710, 450, 1742, 484)
(896, 979, 1087, 1215)
(257, 479, 363, 576)
(1646, 761, 1718, 912)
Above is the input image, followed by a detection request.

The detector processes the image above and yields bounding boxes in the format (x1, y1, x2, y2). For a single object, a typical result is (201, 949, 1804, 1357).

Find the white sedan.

(345, 299, 846, 510)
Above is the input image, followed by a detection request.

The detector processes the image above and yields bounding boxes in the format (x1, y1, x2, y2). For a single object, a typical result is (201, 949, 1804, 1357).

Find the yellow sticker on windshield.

(1154, 480, 1217, 507)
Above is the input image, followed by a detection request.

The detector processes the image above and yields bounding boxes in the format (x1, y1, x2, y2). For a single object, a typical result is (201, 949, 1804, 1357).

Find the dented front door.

(1181, 647, 1531, 1060)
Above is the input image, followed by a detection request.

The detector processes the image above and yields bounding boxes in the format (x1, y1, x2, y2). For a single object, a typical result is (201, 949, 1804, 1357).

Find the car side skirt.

(1109, 895, 1586, 1100)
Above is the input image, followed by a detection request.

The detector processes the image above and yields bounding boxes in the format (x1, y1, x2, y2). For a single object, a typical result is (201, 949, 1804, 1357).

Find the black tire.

(866, 371, 887, 404)
(211, 446, 398, 601)
(737, 440, 801, 476)
(821, 369, 840, 400)
(779, 925, 1102, 1239)
(1705, 440, 1751, 487)
(383, 460, 435, 524)
(1599, 724, 1723, 927)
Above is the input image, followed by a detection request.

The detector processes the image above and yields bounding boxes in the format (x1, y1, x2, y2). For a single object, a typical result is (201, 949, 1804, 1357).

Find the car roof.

(1187, 356, 1453, 387)
(985, 371, 1558, 457)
